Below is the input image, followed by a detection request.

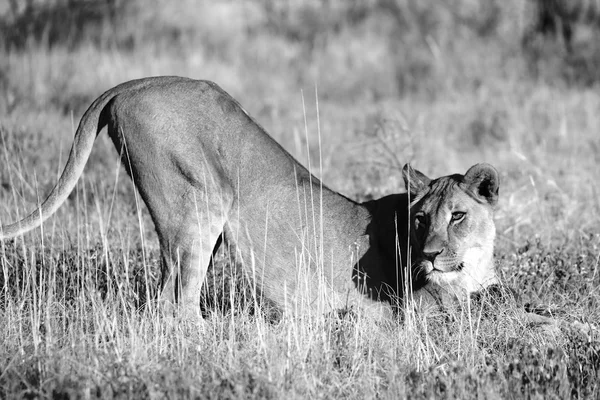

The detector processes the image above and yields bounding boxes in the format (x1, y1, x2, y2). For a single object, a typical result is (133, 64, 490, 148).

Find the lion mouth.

(418, 260, 464, 274)
(411, 259, 465, 289)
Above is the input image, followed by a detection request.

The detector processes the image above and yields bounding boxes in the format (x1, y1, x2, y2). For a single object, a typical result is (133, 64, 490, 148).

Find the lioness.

(0, 76, 499, 320)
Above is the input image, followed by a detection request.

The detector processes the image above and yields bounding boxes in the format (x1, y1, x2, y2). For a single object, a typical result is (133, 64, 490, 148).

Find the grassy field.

(0, 0, 599, 398)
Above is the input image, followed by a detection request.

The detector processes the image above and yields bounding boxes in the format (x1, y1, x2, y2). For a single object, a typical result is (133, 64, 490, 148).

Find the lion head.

(402, 163, 500, 299)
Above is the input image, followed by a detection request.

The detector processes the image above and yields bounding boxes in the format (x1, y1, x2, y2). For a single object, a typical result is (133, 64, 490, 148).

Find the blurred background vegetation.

(0, 0, 599, 249)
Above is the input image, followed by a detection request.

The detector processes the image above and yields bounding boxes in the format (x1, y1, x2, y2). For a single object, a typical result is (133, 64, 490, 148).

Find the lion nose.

(423, 249, 443, 262)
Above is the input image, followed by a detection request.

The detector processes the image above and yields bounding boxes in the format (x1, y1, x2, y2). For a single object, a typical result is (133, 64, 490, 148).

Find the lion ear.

(463, 163, 499, 206)
(402, 164, 431, 197)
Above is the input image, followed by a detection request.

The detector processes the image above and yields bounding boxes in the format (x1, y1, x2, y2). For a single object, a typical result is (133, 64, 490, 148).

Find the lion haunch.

(0, 76, 499, 320)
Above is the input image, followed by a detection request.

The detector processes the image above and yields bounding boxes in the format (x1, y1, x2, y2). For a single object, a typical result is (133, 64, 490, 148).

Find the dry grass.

(0, 0, 599, 398)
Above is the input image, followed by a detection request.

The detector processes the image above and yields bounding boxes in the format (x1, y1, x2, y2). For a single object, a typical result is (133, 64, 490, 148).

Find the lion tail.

(0, 84, 122, 239)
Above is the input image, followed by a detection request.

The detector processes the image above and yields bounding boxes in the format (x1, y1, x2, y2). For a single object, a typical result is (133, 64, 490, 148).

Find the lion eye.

(451, 211, 466, 222)
(414, 214, 426, 229)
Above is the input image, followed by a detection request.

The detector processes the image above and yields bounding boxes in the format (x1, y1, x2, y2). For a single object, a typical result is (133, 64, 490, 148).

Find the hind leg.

(105, 113, 234, 321)
(157, 197, 230, 320)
